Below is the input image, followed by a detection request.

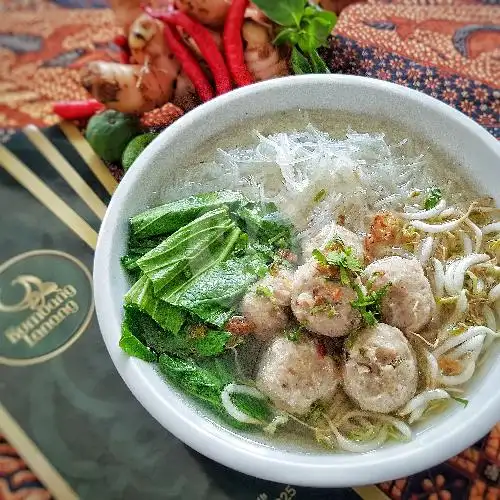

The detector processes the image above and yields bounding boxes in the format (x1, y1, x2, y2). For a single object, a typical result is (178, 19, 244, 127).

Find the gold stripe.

(0, 402, 79, 500)
(353, 486, 391, 500)
(0, 146, 97, 250)
(23, 125, 107, 221)
(58, 122, 118, 196)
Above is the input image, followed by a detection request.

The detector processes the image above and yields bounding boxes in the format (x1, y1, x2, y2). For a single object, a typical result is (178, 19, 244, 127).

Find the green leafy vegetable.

(451, 396, 469, 407)
(251, 0, 304, 25)
(424, 188, 442, 210)
(291, 46, 312, 74)
(253, 0, 336, 75)
(256, 285, 273, 298)
(235, 202, 294, 250)
(125, 275, 185, 334)
(313, 188, 327, 203)
(119, 310, 157, 362)
(130, 190, 246, 239)
(351, 283, 391, 326)
(286, 326, 303, 342)
(312, 246, 363, 285)
(163, 253, 269, 327)
(137, 207, 240, 294)
(158, 354, 271, 427)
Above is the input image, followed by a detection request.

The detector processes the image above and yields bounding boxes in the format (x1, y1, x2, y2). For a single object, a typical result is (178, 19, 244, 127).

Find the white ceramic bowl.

(94, 75, 500, 487)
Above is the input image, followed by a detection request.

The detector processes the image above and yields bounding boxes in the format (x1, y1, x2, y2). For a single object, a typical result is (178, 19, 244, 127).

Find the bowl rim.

(94, 74, 500, 487)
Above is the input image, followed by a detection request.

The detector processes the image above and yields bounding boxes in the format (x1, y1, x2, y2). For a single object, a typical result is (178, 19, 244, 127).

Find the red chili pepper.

(317, 340, 327, 358)
(113, 34, 128, 47)
(163, 24, 214, 102)
(145, 7, 232, 96)
(113, 34, 130, 64)
(52, 99, 104, 120)
(223, 0, 254, 87)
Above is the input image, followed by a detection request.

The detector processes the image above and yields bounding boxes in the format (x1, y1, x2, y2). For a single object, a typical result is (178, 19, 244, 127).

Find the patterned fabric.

(327, 2, 500, 138)
(0, 434, 51, 500)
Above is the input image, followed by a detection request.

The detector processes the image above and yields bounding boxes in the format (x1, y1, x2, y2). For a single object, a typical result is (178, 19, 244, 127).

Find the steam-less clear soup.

(125, 109, 498, 453)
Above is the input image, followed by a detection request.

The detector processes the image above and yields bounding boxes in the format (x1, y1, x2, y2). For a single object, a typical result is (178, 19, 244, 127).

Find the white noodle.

(488, 283, 500, 303)
(221, 384, 265, 425)
(433, 258, 445, 298)
(482, 222, 500, 235)
(419, 236, 434, 265)
(402, 199, 447, 220)
(376, 415, 412, 440)
(408, 406, 426, 424)
(411, 218, 465, 234)
(438, 360, 476, 386)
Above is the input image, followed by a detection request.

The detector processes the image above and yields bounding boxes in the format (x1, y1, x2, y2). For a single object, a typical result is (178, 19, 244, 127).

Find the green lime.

(121, 133, 158, 171)
(85, 110, 140, 163)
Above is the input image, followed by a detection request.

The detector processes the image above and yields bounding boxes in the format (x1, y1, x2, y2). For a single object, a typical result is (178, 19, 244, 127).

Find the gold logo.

(0, 275, 59, 312)
(0, 250, 93, 366)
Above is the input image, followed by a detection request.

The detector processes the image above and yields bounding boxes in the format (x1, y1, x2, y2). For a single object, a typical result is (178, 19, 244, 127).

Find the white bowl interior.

(94, 75, 500, 487)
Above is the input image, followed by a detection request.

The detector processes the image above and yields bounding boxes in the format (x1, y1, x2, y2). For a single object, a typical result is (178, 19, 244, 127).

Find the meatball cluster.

(237, 220, 434, 416)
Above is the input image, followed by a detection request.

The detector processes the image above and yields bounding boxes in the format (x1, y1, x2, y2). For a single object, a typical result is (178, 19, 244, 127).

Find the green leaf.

(309, 49, 330, 74)
(125, 275, 185, 334)
(291, 46, 313, 74)
(251, 0, 305, 26)
(119, 313, 157, 362)
(274, 27, 298, 46)
(231, 393, 272, 423)
(312, 245, 363, 285)
(193, 329, 232, 357)
(424, 188, 442, 210)
(137, 207, 239, 294)
(286, 326, 303, 342)
(130, 190, 246, 239)
(313, 188, 327, 202)
(163, 253, 268, 327)
(158, 354, 224, 408)
(351, 283, 391, 327)
(158, 354, 272, 427)
(451, 396, 469, 407)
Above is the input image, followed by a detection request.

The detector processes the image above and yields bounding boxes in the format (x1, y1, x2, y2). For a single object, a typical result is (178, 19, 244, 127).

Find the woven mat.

(0, 0, 499, 499)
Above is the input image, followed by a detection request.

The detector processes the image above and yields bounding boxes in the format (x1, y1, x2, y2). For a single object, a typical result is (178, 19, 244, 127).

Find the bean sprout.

(482, 222, 500, 235)
(483, 304, 497, 331)
(446, 334, 485, 361)
(424, 350, 439, 387)
(433, 326, 495, 358)
(444, 261, 459, 296)
(461, 232, 473, 255)
(433, 258, 445, 298)
(446, 253, 490, 294)
(402, 199, 446, 220)
(488, 283, 500, 303)
(419, 236, 434, 265)
(455, 289, 468, 315)
(331, 426, 389, 453)
(438, 360, 475, 386)
(464, 219, 482, 252)
(221, 384, 265, 425)
(400, 389, 451, 416)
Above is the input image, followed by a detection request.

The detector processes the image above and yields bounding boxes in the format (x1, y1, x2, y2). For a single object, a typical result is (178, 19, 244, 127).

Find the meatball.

(364, 256, 435, 333)
(256, 336, 340, 415)
(240, 269, 293, 339)
(291, 260, 361, 337)
(343, 323, 418, 413)
(303, 222, 364, 261)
